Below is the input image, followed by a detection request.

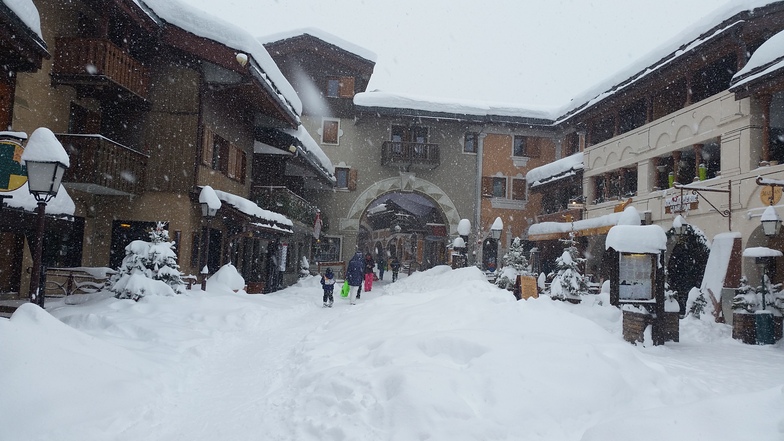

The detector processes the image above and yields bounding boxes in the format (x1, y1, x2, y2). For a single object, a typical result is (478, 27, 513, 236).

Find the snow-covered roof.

(528, 211, 623, 238)
(606, 225, 667, 254)
(213, 189, 293, 232)
(281, 125, 335, 180)
(2, 0, 42, 39)
(354, 91, 559, 122)
(353, 2, 781, 125)
(138, 0, 302, 116)
(259, 27, 377, 64)
(732, 26, 784, 89)
(526, 152, 584, 188)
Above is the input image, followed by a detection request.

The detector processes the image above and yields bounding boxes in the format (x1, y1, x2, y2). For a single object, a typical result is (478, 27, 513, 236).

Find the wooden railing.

(53, 37, 150, 100)
(252, 185, 320, 226)
(57, 134, 148, 195)
(381, 141, 440, 170)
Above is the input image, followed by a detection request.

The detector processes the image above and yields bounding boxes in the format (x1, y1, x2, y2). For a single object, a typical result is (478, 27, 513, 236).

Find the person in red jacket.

(363, 253, 375, 292)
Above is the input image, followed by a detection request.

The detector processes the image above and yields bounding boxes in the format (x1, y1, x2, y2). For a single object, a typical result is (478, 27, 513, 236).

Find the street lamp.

(21, 128, 70, 307)
(458, 218, 470, 265)
(760, 205, 781, 237)
(198, 186, 221, 290)
(672, 214, 687, 236)
(490, 217, 503, 240)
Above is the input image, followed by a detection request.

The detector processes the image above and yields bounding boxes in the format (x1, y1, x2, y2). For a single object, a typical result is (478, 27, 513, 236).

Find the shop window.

(313, 236, 342, 262)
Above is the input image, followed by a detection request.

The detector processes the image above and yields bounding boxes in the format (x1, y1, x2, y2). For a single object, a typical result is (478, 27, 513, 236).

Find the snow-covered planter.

(110, 223, 185, 301)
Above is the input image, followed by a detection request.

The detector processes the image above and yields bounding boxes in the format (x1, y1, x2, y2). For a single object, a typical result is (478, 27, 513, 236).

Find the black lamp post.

(198, 186, 220, 290)
(22, 128, 69, 308)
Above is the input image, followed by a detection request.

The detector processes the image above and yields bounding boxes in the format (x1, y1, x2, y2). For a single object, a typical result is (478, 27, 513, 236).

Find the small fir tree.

(495, 237, 530, 290)
(550, 232, 588, 299)
(110, 222, 185, 300)
(731, 276, 758, 313)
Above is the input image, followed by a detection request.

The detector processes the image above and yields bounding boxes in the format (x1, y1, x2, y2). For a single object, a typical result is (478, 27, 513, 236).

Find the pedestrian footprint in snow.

(320, 268, 336, 307)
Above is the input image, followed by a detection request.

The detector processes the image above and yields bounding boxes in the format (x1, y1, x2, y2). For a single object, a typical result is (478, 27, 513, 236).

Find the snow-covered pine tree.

(110, 222, 186, 300)
(550, 232, 588, 299)
(495, 237, 530, 290)
(731, 275, 758, 313)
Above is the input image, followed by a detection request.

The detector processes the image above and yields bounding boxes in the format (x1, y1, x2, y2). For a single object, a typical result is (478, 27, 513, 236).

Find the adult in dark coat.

(346, 251, 364, 305)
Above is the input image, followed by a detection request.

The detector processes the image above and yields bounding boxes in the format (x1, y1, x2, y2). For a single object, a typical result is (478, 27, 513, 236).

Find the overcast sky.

(180, 0, 733, 109)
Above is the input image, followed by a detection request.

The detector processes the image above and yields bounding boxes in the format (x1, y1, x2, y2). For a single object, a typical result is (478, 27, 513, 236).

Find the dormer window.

(326, 76, 355, 98)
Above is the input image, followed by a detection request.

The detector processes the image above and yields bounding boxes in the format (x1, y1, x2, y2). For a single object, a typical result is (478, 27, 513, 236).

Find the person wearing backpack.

(346, 251, 364, 305)
(320, 268, 336, 307)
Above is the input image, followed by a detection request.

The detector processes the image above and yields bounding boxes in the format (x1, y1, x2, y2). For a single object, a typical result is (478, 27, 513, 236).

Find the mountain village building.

(4, 0, 784, 306)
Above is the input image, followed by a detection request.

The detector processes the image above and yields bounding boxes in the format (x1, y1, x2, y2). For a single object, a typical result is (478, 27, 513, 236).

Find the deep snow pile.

(1, 266, 783, 440)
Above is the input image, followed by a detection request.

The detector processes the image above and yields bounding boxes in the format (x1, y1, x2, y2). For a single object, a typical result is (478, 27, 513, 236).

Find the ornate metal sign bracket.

(673, 180, 732, 231)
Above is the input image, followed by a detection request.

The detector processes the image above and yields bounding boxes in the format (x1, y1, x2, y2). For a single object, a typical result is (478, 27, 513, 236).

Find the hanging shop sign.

(0, 138, 27, 192)
(760, 185, 783, 206)
(664, 193, 699, 213)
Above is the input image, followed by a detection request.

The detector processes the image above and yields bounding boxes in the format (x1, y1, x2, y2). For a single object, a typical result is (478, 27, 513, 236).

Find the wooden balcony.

(57, 134, 148, 195)
(251, 185, 320, 226)
(52, 37, 150, 101)
(381, 141, 440, 170)
(536, 208, 584, 224)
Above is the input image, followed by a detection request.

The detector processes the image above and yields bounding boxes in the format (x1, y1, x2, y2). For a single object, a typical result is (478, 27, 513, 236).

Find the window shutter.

(348, 168, 358, 191)
(512, 179, 527, 200)
(219, 138, 230, 173)
(240, 151, 247, 184)
(527, 138, 541, 157)
(322, 120, 339, 144)
(227, 145, 237, 179)
(202, 127, 213, 165)
(481, 177, 493, 197)
(339, 76, 355, 98)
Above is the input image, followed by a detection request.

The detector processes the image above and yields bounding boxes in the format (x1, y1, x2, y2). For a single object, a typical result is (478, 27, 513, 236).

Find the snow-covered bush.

(110, 223, 185, 301)
(495, 237, 531, 290)
(300, 256, 311, 279)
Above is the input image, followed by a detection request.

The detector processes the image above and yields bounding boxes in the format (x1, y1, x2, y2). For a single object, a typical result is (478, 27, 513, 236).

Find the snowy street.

(2, 266, 784, 441)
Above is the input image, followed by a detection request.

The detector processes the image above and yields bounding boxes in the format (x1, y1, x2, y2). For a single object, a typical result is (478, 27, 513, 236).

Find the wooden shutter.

(527, 138, 541, 158)
(240, 151, 247, 184)
(338, 76, 355, 98)
(481, 177, 493, 197)
(348, 168, 358, 191)
(512, 179, 527, 200)
(227, 145, 238, 179)
(323, 120, 339, 144)
(202, 127, 213, 165)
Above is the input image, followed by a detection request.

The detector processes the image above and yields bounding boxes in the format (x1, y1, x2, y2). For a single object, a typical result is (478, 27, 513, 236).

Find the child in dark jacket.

(320, 268, 336, 307)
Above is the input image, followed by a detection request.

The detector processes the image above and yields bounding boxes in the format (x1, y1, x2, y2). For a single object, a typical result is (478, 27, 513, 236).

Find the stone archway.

(339, 174, 462, 235)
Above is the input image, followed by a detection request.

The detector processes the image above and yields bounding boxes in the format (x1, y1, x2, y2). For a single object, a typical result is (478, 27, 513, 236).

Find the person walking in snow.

(346, 251, 364, 305)
(363, 253, 375, 292)
(390, 256, 401, 282)
(377, 255, 386, 280)
(320, 268, 336, 307)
